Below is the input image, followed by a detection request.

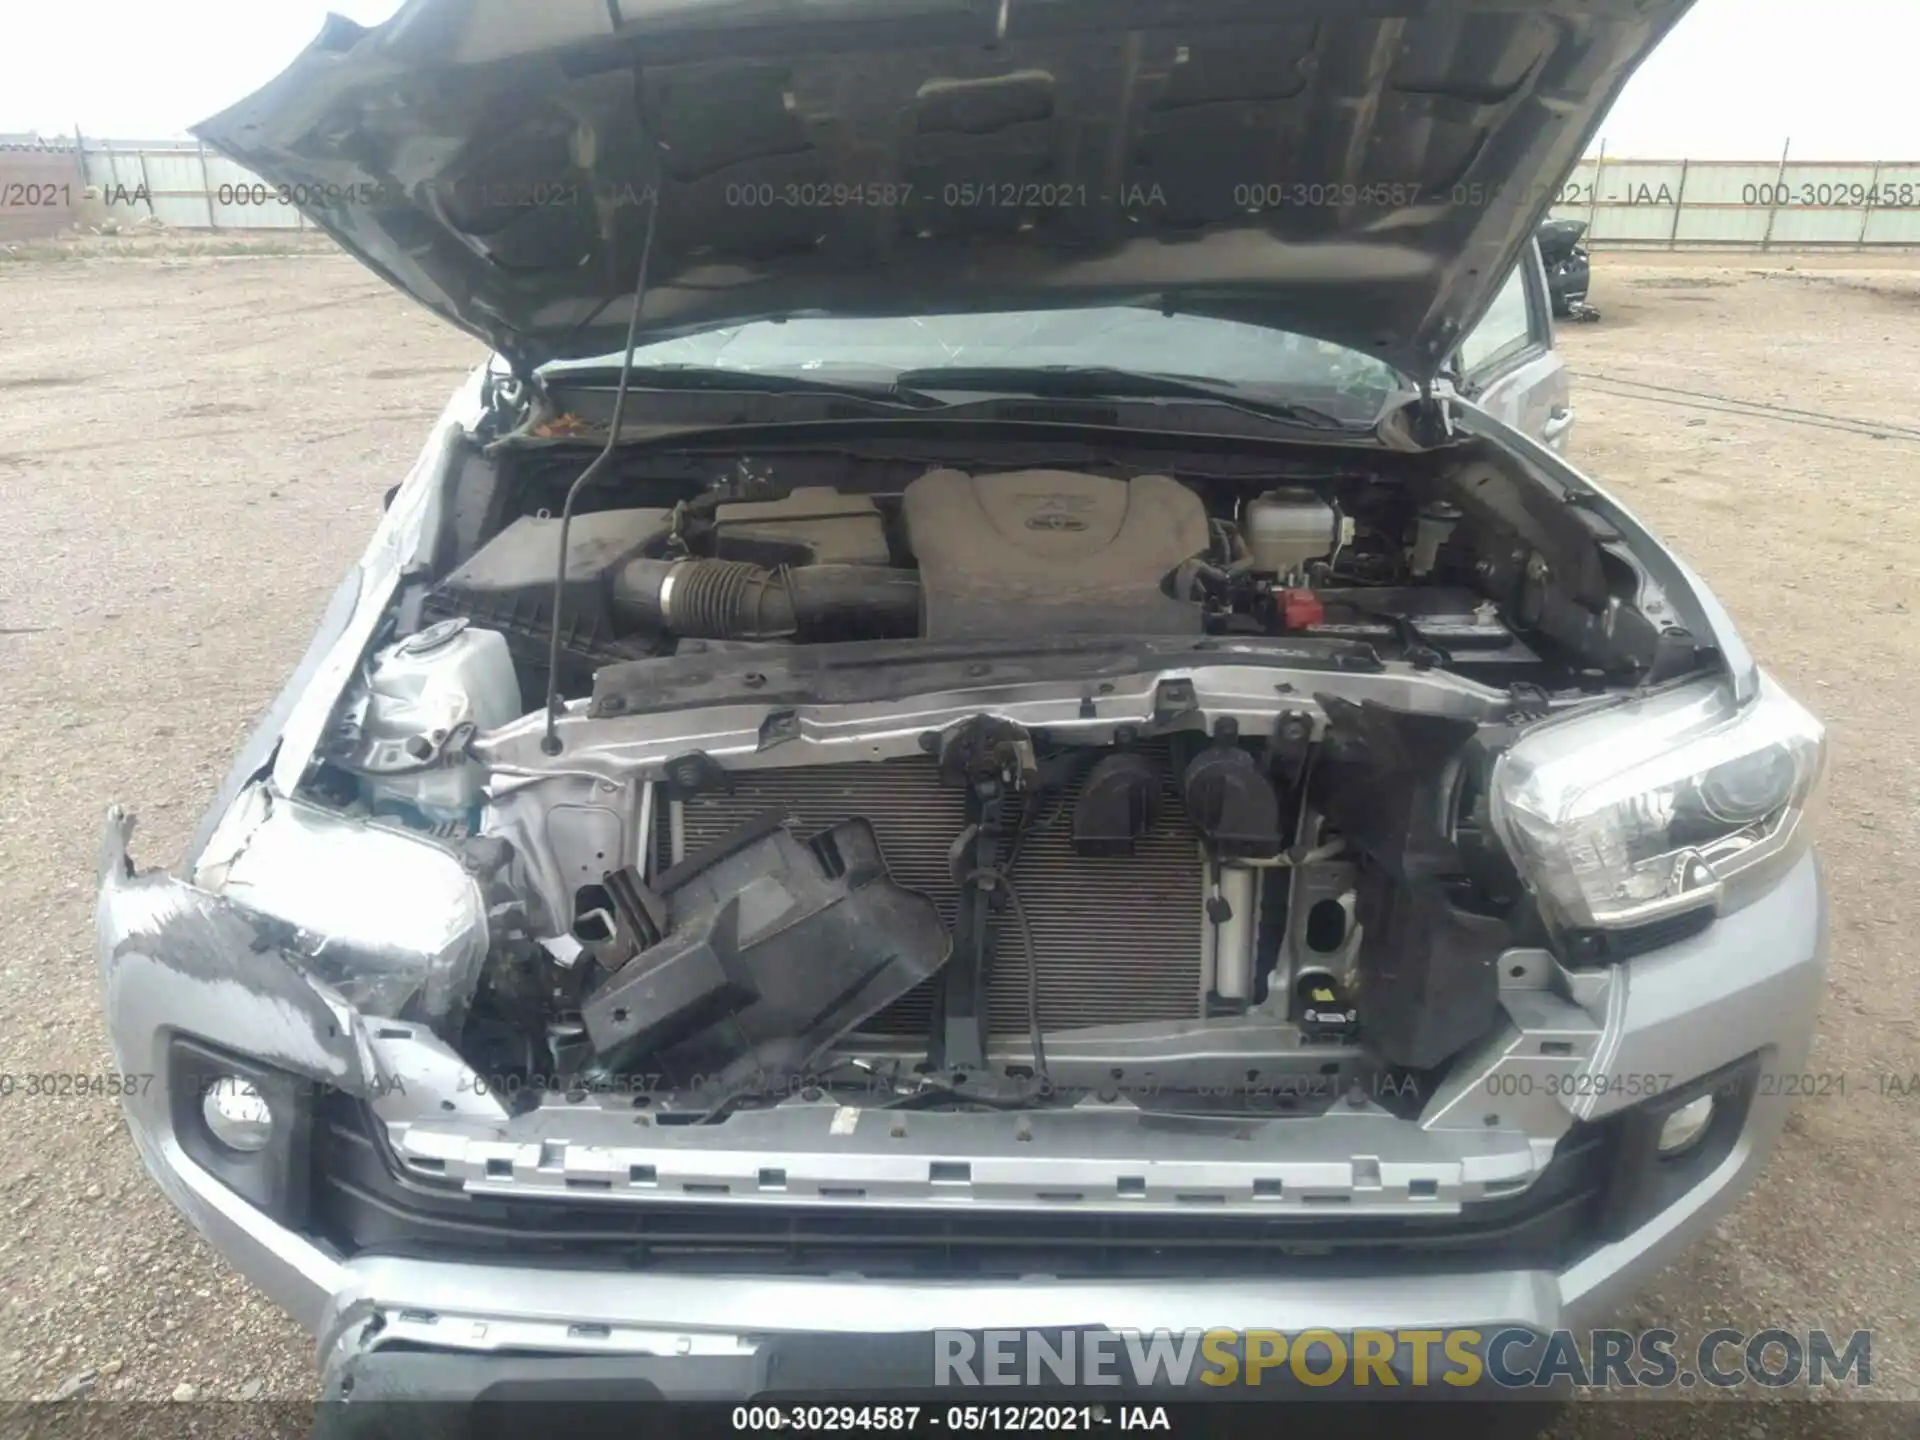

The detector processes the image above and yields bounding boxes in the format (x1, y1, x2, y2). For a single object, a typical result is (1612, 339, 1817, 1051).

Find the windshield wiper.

(543, 361, 1369, 434)
(543, 362, 951, 410)
(893, 365, 1363, 432)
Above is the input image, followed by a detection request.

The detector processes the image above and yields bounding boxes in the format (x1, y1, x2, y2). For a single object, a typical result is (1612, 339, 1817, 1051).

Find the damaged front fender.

(98, 802, 508, 1331)
(98, 805, 365, 1090)
(96, 806, 369, 1327)
(190, 785, 491, 1026)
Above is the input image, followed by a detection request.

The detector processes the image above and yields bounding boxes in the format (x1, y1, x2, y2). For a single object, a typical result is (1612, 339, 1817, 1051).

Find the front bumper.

(99, 806, 1826, 1392)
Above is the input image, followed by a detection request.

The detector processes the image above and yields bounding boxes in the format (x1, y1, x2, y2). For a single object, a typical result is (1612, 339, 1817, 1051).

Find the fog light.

(1656, 1093, 1714, 1156)
(201, 1077, 274, 1153)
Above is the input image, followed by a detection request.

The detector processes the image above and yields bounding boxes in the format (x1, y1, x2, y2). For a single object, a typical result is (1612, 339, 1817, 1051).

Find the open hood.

(197, 0, 1686, 383)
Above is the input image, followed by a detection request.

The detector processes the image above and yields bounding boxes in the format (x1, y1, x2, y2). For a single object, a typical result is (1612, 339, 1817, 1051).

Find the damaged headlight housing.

(1490, 674, 1825, 931)
(194, 786, 490, 1023)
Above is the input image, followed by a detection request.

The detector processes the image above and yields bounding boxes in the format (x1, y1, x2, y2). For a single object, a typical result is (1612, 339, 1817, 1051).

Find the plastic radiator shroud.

(582, 815, 950, 1093)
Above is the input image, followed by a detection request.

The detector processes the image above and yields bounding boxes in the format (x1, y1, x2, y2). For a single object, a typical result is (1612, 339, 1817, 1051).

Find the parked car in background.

(1538, 218, 1600, 321)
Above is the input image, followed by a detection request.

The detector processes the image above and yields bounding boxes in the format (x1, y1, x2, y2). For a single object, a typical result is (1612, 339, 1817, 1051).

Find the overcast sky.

(1, 0, 1912, 160)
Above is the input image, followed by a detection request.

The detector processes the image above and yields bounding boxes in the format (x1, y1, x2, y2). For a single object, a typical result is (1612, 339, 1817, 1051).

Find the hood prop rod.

(539, 194, 661, 756)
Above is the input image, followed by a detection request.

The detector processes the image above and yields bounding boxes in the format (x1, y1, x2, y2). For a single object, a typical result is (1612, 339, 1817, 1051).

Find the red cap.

(1279, 588, 1324, 630)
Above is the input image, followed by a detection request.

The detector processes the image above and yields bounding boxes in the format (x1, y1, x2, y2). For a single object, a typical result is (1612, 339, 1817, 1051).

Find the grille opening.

(315, 1096, 1622, 1277)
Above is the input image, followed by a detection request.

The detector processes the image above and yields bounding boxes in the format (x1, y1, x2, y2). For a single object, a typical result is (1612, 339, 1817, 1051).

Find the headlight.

(1490, 674, 1824, 931)
(193, 786, 489, 1023)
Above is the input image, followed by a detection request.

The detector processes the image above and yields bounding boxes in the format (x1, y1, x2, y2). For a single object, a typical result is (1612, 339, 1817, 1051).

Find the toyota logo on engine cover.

(1026, 512, 1087, 531)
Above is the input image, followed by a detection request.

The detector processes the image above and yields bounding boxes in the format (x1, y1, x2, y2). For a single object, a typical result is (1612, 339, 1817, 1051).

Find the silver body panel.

(97, 334, 1819, 1385)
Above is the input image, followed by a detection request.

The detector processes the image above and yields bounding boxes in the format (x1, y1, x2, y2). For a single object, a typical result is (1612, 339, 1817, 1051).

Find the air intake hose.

(611, 558, 921, 641)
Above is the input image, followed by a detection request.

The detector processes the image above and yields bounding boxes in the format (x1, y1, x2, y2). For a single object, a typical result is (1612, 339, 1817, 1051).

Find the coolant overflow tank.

(337, 618, 521, 828)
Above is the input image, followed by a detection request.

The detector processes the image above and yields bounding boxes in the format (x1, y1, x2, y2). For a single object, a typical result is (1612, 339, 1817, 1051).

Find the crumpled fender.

(98, 806, 367, 1092)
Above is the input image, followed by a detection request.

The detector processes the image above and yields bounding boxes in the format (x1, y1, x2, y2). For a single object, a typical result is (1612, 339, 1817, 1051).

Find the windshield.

(543, 308, 1402, 419)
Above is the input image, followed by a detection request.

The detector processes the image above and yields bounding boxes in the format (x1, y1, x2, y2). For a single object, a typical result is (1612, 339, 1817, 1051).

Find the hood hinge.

(1374, 383, 1459, 452)
(499, 340, 539, 388)
(1404, 381, 1457, 445)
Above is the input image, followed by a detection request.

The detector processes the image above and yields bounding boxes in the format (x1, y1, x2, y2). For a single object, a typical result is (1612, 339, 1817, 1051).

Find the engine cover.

(902, 469, 1210, 640)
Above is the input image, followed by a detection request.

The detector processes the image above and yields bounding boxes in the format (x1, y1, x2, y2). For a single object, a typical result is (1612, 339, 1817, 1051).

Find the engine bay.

(408, 447, 1675, 702)
(314, 435, 1713, 1118)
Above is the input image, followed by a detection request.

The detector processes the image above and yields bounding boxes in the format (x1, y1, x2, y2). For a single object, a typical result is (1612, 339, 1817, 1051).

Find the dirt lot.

(0, 247, 1915, 1431)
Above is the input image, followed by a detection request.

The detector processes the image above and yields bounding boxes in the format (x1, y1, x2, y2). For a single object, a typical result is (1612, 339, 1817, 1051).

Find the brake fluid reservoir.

(1244, 488, 1340, 577)
(340, 618, 520, 829)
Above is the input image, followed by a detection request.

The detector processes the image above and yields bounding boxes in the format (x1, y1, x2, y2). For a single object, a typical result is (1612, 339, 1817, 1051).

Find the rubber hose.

(612, 558, 920, 640)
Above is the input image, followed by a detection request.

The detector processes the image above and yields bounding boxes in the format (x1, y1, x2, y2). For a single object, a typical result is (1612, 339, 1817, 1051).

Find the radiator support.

(662, 753, 1206, 1038)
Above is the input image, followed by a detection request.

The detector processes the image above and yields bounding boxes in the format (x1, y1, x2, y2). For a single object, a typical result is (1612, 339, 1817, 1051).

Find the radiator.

(666, 753, 1205, 1036)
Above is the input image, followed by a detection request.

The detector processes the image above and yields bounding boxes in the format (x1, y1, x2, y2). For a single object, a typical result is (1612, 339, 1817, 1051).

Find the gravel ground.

(0, 246, 1914, 1430)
